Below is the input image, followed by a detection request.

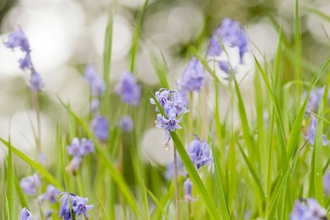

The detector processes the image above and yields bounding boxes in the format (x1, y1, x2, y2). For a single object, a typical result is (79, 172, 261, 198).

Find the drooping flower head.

(4, 28, 44, 92)
(183, 178, 196, 202)
(39, 185, 61, 204)
(115, 71, 141, 106)
(180, 57, 206, 93)
(117, 115, 133, 133)
(84, 65, 105, 95)
(20, 207, 33, 220)
(67, 138, 84, 158)
(20, 173, 40, 196)
(91, 116, 109, 142)
(186, 136, 213, 170)
(207, 18, 253, 81)
(59, 193, 93, 220)
(305, 116, 329, 146)
(290, 198, 327, 220)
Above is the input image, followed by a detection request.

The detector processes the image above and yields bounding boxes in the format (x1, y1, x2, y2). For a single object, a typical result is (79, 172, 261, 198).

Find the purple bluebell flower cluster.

(207, 18, 251, 79)
(84, 65, 105, 96)
(117, 115, 133, 133)
(151, 89, 189, 148)
(20, 208, 33, 220)
(4, 28, 44, 91)
(66, 137, 95, 173)
(20, 173, 40, 196)
(59, 193, 93, 220)
(305, 116, 329, 146)
(115, 71, 141, 106)
(179, 58, 206, 93)
(290, 198, 327, 220)
(39, 185, 61, 204)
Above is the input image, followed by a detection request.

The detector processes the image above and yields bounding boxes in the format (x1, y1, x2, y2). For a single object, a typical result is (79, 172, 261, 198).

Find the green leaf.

(7, 138, 15, 220)
(146, 188, 169, 220)
(0, 138, 64, 191)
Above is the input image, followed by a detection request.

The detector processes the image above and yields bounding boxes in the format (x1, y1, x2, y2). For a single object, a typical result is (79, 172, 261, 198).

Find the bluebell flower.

(90, 99, 100, 112)
(207, 18, 253, 81)
(59, 193, 93, 220)
(91, 116, 109, 142)
(180, 58, 206, 93)
(290, 198, 327, 220)
(65, 156, 82, 174)
(39, 185, 61, 204)
(84, 65, 105, 95)
(186, 136, 213, 169)
(4, 29, 30, 52)
(67, 138, 84, 157)
(20, 207, 33, 220)
(165, 154, 185, 180)
(183, 178, 196, 202)
(304, 87, 330, 114)
(4, 28, 45, 92)
(20, 173, 40, 196)
(163, 108, 183, 132)
(117, 115, 133, 133)
(305, 116, 329, 146)
(323, 174, 330, 196)
(115, 71, 141, 106)
(72, 196, 94, 217)
(80, 138, 95, 154)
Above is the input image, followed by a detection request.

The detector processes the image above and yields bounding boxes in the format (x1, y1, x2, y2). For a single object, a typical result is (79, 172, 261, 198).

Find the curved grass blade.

(7, 138, 14, 220)
(146, 188, 169, 220)
(0, 138, 64, 191)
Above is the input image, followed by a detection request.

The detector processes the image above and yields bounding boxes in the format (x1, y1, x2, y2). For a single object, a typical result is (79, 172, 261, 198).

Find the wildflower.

(80, 138, 95, 155)
(207, 18, 253, 81)
(20, 207, 33, 220)
(4, 28, 44, 92)
(305, 116, 329, 146)
(115, 71, 141, 106)
(151, 89, 188, 147)
(67, 138, 84, 157)
(65, 157, 82, 174)
(20, 173, 40, 196)
(91, 116, 109, 142)
(186, 136, 213, 169)
(324, 174, 330, 196)
(290, 198, 327, 220)
(39, 185, 61, 204)
(90, 99, 100, 112)
(164, 153, 185, 180)
(182, 178, 196, 202)
(117, 115, 133, 133)
(304, 87, 330, 113)
(59, 193, 93, 220)
(179, 57, 206, 93)
(84, 65, 105, 95)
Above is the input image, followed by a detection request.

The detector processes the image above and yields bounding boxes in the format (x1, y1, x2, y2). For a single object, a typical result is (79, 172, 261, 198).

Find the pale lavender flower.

(20, 173, 40, 196)
(67, 138, 83, 157)
(20, 207, 33, 220)
(163, 108, 182, 132)
(180, 58, 206, 92)
(65, 156, 82, 174)
(324, 174, 330, 196)
(117, 115, 133, 133)
(39, 185, 61, 204)
(183, 178, 196, 202)
(72, 196, 94, 217)
(165, 154, 185, 180)
(91, 116, 109, 142)
(4, 29, 30, 52)
(219, 61, 230, 73)
(90, 99, 100, 112)
(187, 136, 213, 169)
(29, 72, 44, 91)
(290, 198, 327, 220)
(305, 116, 329, 146)
(80, 138, 95, 154)
(59, 193, 93, 220)
(304, 87, 330, 113)
(4, 28, 45, 92)
(208, 18, 250, 59)
(115, 71, 141, 106)
(84, 65, 105, 95)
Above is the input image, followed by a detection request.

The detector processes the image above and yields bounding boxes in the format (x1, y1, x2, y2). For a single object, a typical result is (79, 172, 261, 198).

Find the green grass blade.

(146, 188, 169, 220)
(142, 180, 150, 220)
(0, 138, 64, 191)
(151, 50, 170, 88)
(171, 132, 221, 219)
(7, 138, 14, 220)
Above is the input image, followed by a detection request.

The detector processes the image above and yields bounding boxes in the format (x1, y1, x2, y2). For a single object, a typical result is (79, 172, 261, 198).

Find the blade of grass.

(146, 188, 169, 220)
(7, 137, 14, 220)
(0, 138, 64, 191)
(142, 180, 150, 220)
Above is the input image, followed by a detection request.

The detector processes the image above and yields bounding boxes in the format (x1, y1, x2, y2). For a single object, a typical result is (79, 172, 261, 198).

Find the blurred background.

(0, 0, 330, 167)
